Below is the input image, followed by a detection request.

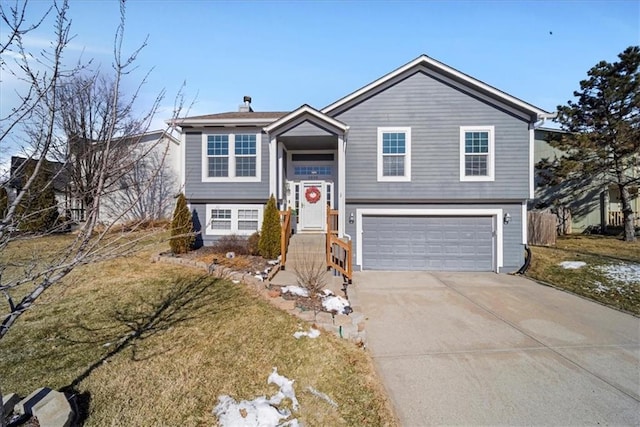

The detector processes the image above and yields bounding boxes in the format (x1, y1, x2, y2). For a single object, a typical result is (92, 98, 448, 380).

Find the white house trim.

(269, 137, 277, 199)
(529, 124, 535, 199)
(338, 135, 346, 237)
(322, 55, 554, 119)
(180, 130, 186, 192)
(459, 126, 495, 182)
(521, 201, 528, 245)
(201, 132, 262, 183)
(356, 208, 503, 271)
(264, 104, 348, 134)
(377, 127, 412, 182)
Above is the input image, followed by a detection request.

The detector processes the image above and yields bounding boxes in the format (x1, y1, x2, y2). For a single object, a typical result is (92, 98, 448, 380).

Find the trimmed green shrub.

(16, 162, 59, 232)
(259, 195, 281, 259)
(247, 231, 260, 256)
(170, 193, 194, 254)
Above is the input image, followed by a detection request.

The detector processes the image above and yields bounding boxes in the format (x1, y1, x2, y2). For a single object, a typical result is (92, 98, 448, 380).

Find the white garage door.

(362, 215, 494, 271)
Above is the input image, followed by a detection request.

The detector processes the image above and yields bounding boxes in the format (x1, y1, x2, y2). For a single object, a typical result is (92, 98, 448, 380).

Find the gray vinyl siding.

(184, 129, 270, 201)
(345, 202, 525, 273)
(281, 120, 336, 137)
(334, 71, 531, 201)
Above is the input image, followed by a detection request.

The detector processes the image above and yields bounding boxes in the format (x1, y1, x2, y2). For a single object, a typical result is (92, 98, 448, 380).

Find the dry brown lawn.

(528, 235, 640, 315)
(0, 235, 396, 426)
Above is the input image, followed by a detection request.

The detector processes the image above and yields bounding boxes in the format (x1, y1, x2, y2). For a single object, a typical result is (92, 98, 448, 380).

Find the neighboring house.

(7, 156, 75, 218)
(99, 129, 181, 223)
(7, 129, 181, 224)
(175, 55, 555, 273)
(533, 127, 640, 232)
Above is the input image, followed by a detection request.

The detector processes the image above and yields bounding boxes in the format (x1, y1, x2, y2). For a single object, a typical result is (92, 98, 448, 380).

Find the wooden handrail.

(279, 208, 292, 269)
(325, 205, 352, 283)
(608, 211, 640, 227)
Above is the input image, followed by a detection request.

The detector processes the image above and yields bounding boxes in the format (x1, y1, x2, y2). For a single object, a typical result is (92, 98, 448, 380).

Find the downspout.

(518, 112, 558, 275)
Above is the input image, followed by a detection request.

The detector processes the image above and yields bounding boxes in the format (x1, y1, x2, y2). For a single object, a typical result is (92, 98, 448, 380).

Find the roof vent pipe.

(239, 96, 253, 113)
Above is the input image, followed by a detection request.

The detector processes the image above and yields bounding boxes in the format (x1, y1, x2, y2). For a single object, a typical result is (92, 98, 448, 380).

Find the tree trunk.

(619, 184, 637, 242)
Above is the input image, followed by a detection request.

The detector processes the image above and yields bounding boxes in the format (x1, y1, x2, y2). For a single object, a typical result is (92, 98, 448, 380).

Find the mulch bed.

(177, 246, 272, 275)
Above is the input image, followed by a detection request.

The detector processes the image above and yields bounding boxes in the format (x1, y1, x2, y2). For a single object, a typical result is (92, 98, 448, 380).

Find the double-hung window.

(207, 135, 229, 177)
(206, 205, 263, 235)
(377, 127, 411, 182)
(203, 133, 261, 181)
(460, 126, 494, 181)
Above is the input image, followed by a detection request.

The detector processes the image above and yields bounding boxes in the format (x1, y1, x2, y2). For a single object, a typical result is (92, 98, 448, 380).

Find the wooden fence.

(528, 211, 557, 246)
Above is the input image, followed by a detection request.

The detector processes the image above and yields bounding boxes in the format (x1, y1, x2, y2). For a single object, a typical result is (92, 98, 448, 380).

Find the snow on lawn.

(559, 261, 587, 269)
(293, 327, 320, 339)
(281, 286, 309, 297)
(595, 262, 640, 286)
(214, 368, 300, 427)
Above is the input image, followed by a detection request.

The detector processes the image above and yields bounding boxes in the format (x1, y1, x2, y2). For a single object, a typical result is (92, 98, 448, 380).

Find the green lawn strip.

(528, 246, 640, 316)
(0, 246, 396, 426)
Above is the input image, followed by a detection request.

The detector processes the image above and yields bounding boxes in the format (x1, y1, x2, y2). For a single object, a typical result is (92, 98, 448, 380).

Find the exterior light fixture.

(349, 212, 355, 224)
(504, 213, 511, 224)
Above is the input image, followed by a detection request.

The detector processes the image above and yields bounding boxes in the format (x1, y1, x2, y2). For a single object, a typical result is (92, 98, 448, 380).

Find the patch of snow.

(322, 295, 350, 314)
(268, 260, 279, 266)
(322, 289, 334, 296)
(559, 261, 587, 269)
(596, 263, 640, 285)
(232, 280, 240, 284)
(214, 368, 299, 427)
(268, 368, 299, 410)
(281, 286, 309, 297)
(593, 282, 610, 293)
(254, 275, 264, 282)
(293, 328, 320, 339)
(305, 386, 338, 408)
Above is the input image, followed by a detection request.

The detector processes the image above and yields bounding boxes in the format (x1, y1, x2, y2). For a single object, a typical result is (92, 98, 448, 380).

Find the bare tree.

(0, 0, 185, 344)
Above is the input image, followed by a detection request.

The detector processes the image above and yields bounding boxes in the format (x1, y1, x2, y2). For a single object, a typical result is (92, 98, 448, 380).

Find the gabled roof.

(263, 104, 349, 135)
(322, 54, 554, 120)
(174, 111, 287, 127)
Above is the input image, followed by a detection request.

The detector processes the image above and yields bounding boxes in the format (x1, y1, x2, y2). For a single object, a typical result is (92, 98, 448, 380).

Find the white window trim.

(377, 127, 411, 182)
(202, 132, 262, 182)
(459, 125, 495, 182)
(355, 208, 503, 272)
(205, 204, 264, 236)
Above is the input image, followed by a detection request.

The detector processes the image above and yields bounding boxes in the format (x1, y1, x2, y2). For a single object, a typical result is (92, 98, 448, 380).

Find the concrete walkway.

(352, 271, 640, 426)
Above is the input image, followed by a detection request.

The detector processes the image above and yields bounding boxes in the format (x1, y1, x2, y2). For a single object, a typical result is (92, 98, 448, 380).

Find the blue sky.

(1, 0, 639, 131)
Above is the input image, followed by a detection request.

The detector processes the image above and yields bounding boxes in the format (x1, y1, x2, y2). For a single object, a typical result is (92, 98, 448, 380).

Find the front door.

(300, 181, 325, 231)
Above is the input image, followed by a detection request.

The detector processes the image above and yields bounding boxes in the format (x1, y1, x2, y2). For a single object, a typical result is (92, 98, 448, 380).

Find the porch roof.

(263, 104, 349, 136)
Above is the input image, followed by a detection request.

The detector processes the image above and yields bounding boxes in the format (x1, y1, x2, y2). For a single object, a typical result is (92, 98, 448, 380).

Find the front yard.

(528, 235, 640, 316)
(0, 234, 396, 426)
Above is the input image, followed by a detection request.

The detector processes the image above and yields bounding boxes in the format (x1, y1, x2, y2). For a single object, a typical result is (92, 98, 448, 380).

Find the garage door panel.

(362, 215, 493, 271)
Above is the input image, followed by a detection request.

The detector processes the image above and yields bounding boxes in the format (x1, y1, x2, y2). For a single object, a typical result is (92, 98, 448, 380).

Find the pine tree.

(16, 161, 59, 232)
(259, 194, 281, 259)
(170, 193, 194, 254)
(542, 46, 640, 241)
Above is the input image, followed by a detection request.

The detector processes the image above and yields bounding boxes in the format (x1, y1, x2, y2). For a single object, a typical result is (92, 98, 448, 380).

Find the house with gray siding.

(174, 55, 555, 273)
(533, 127, 640, 232)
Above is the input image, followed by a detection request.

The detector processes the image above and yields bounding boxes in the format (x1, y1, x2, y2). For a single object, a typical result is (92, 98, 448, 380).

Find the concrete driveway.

(351, 271, 640, 426)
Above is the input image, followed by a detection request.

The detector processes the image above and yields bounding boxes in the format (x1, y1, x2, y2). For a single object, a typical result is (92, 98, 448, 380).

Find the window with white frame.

(206, 205, 263, 235)
(377, 127, 411, 181)
(460, 126, 494, 181)
(203, 133, 261, 181)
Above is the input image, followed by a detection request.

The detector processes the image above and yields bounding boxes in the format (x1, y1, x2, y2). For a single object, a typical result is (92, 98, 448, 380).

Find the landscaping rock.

(2, 392, 20, 415)
(15, 387, 74, 427)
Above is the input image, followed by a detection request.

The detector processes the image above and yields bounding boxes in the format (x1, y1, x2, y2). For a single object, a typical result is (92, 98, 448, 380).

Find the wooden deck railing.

(609, 211, 640, 227)
(325, 205, 353, 284)
(279, 208, 292, 270)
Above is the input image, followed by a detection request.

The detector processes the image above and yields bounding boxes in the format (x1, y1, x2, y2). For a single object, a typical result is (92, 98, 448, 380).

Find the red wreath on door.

(305, 186, 321, 204)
